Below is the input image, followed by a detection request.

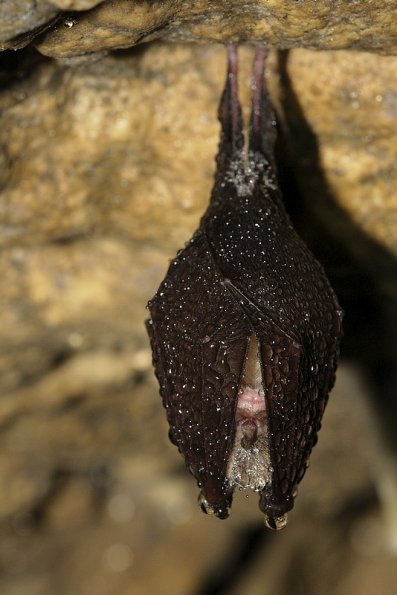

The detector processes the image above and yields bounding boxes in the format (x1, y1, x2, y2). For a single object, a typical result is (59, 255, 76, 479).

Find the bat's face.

(146, 47, 343, 530)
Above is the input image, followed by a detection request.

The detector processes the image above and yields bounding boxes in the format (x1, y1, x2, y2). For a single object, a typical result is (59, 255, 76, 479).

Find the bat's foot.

(226, 45, 240, 148)
(249, 47, 276, 162)
(249, 47, 267, 149)
(219, 44, 275, 158)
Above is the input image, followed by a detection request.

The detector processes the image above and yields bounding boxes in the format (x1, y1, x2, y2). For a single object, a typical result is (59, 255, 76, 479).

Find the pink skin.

(236, 388, 266, 449)
(236, 387, 266, 426)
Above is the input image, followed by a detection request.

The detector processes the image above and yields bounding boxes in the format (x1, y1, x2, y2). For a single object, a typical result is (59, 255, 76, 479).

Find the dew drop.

(63, 17, 77, 28)
(198, 492, 215, 515)
(264, 513, 288, 531)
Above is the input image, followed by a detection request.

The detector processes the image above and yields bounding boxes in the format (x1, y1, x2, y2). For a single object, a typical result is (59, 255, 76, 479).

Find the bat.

(146, 46, 343, 530)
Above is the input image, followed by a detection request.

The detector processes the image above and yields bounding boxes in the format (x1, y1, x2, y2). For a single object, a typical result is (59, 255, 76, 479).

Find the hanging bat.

(146, 46, 343, 530)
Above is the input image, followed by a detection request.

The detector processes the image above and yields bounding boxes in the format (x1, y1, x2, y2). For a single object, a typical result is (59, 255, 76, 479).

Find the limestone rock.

(0, 1, 58, 44)
(49, 0, 103, 9)
(34, 1, 397, 58)
(0, 1, 103, 50)
(272, 48, 397, 284)
(0, 44, 221, 250)
(0, 42, 225, 529)
(1, 1, 397, 55)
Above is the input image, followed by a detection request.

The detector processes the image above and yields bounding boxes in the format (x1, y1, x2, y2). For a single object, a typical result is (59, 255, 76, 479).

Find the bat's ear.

(248, 47, 277, 166)
(216, 45, 244, 161)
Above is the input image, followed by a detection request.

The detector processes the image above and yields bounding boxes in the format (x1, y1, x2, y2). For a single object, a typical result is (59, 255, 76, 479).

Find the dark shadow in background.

(195, 524, 270, 595)
(0, 46, 50, 90)
(276, 50, 397, 456)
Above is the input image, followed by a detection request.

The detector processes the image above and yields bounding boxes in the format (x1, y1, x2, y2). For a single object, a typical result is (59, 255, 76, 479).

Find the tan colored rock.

(0, 1, 103, 48)
(0, 42, 225, 526)
(0, 1, 58, 43)
(35, 1, 397, 58)
(49, 0, 103, 9)
(0, 44, 225, 250)
(272, 49, 397, 281)
(2, 0, 397, 55)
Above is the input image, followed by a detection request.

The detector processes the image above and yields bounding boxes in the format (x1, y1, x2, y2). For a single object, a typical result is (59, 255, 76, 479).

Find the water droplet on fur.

(264, 513, 288, 531)
(198, 492, 215, 515)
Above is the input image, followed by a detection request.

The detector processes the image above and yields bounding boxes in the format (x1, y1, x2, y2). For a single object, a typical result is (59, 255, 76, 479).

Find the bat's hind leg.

(249, 47, 277, 167)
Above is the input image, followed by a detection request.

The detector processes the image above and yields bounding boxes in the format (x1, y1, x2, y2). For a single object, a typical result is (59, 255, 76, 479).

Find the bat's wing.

(257, 322, 302, 522)
(147, 231, 250, 518)
(222, 279, 301, 519)
(222, 278, 340, 525)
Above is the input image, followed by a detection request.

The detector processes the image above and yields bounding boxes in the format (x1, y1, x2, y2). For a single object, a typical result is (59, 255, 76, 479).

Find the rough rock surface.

(1, 1, 397, 55)
(0, 2, 57, 43)
(273, 49, 397, 278)
(0, 0, 101, 46)
(0, 40, 396, 594)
